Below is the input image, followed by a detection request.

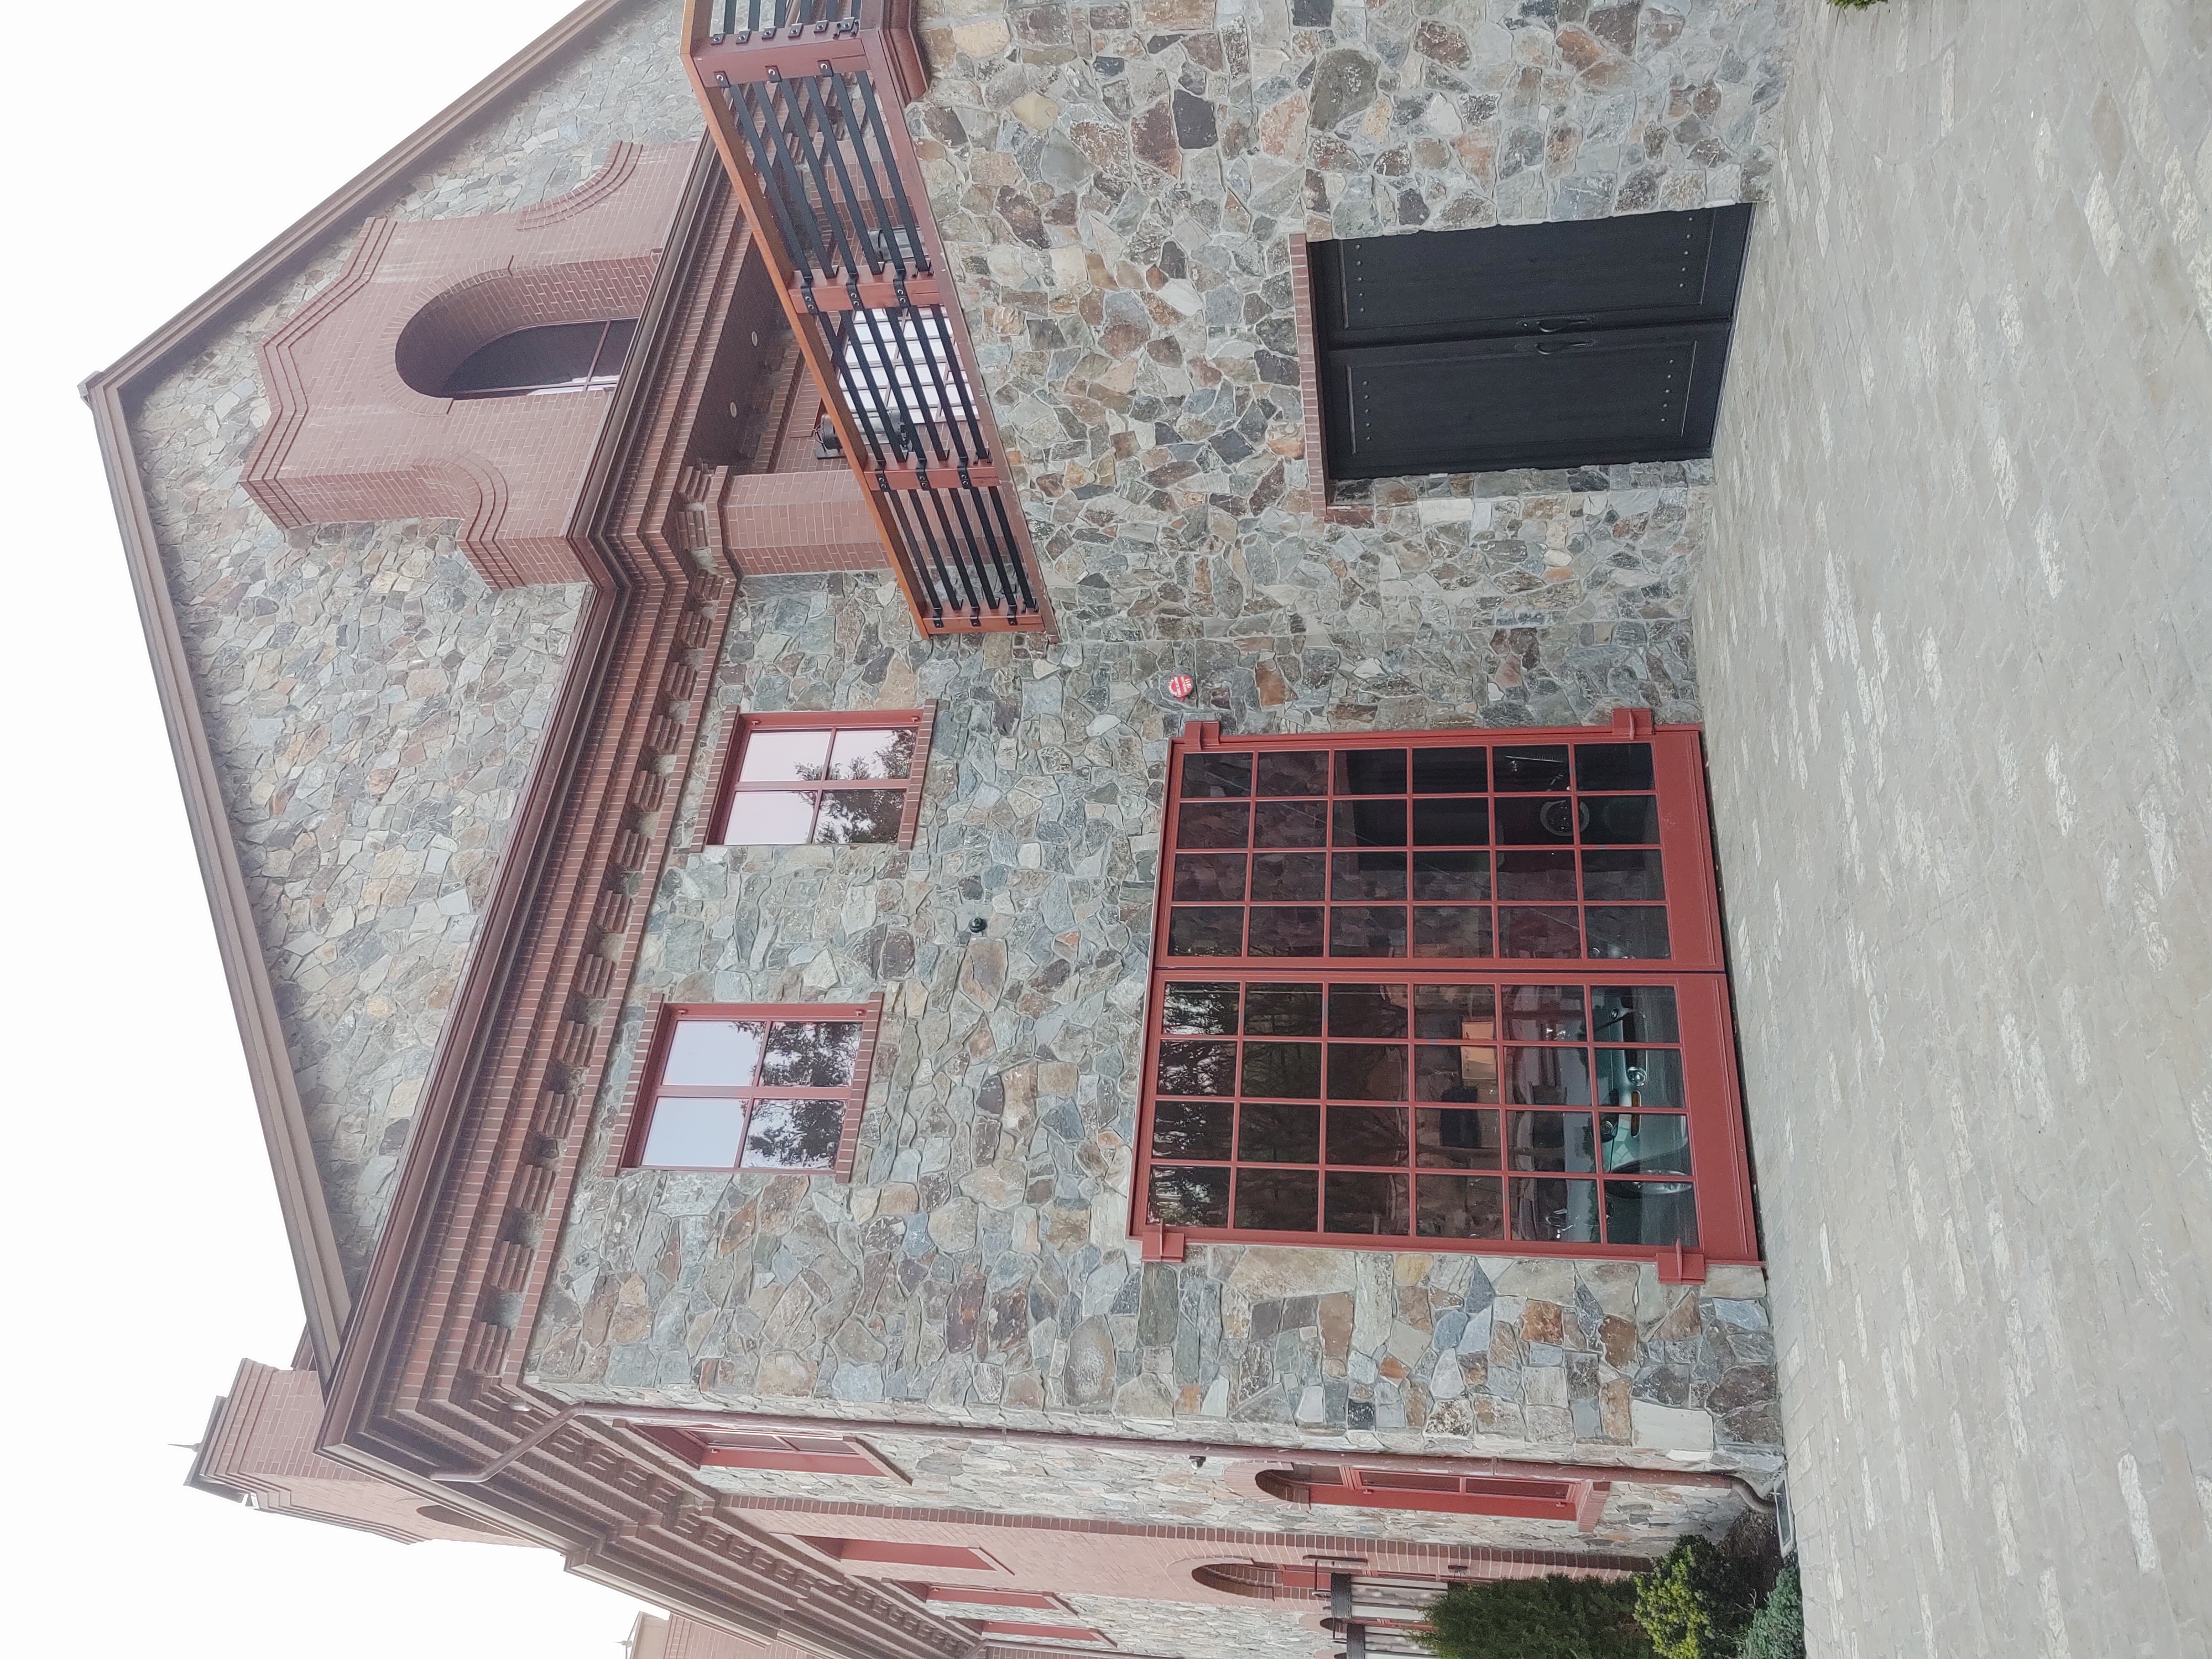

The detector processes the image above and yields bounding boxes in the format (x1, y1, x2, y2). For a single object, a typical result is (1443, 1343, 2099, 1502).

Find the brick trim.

(839, 992, 886, 1180)
(519, 139, 643, 230)
(896, 702, 937, 851)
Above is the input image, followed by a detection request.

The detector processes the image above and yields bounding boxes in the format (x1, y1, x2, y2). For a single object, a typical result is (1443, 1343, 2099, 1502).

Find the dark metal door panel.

(1312, 206, 1752, 346)
(1324, 324, 1734, 478)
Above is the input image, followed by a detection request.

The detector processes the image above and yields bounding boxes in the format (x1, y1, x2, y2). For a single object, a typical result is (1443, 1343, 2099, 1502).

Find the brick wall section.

(719, 472, 887, 574)
(243, 141, 697, 588)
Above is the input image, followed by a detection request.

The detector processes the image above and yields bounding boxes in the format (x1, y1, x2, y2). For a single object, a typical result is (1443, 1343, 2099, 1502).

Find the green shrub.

(1739, 1568, 1805, 1659)
(1415, 1575, 1654, 1659)
(1633, 1537, 1759, 1659)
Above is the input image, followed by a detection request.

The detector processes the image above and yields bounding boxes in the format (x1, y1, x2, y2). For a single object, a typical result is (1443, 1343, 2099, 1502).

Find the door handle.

(1536, 318, 1592, 333)
(1535, 340, 1594, 354)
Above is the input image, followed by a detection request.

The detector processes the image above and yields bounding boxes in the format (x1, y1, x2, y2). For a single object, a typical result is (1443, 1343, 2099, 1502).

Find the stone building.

(92, 0, 2212, 1655)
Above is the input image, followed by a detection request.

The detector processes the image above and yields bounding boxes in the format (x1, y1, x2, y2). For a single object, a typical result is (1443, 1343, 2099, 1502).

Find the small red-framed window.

(802, 1537, 1001, 1571)
(978, 1624, 1110, 1645)
(1256, 1464, 1613, 1532)
(620, 1000, 881, 1180)
(707, 708, 934, 849)
(900, 1586, 1070, 1612)
(637, 1427, 904, 1478)
(1136, 718, 1753, 1264)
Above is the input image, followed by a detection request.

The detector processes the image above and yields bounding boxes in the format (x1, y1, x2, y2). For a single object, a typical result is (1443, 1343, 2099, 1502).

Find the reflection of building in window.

(711, 710, 933, 848)
(1255, 1464, 1607, 1528)
(1138, 724, 1752, 1262)
(441, 319, 637, 399)
(622, 1001, 880, 1180)
(637, 1427, 902, 1477)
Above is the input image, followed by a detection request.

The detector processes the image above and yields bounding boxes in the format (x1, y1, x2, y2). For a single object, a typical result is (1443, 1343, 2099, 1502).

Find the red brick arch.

(241, 140, 697, 587)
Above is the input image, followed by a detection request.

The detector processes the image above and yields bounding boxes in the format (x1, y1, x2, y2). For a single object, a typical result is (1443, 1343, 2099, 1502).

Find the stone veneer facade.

(132, 1, 701, 1282)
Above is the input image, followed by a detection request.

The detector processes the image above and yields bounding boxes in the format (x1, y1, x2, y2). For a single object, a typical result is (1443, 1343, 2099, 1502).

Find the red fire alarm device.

(1165, 674, 1194, 701)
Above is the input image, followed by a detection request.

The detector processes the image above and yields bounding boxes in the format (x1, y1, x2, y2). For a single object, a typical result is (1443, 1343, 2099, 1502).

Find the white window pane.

(662, 1020, 766, 1086)
(827, 726, 915, 780)
(724, 790, 816, 844)
(639, 1097, 747, 1168)
(737, 729, 832, 782)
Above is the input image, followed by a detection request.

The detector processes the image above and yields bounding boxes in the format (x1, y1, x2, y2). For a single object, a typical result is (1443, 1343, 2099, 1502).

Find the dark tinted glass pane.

(813, 788, 904, 843)
(1413, 850, 1490, 900)
(1591, 985, 1679, 1043)
(1416, 1106, 1501, 1168)
(1580, 849, 1665, 901)
(1412, 747, 1488, 794)
(445, 321, 607, 394)
(1156, 1040, 1236, 1094)
(1245, 983, 1323, 1035)
(1255, 752, 1329, 796)
(1334, 749, 1408, 794)
(1162, 983, 1239, 1035)
(1331, 907, 1407, 957)
(1415, 1044, 1498, 1103)
(1236, 1168, 1321, 1230)
(1507, 1110, 1598, 1172)
(1329, 1105, 1410, 1165)
(1243, 1041, 1323, 1099)
(1506, 1046, 1592, 1105)
(1240, 1102, 1322, 1162)
(1150, 1098, 1234, 1160)
(1333, 800, 1406, 847)
(1494, 745, 1571, 792)
(1604, 1180, 1698, 1246)
(1254, 800, 1328, 847)
(1328, 1043, 1408, 1100)
(1182, 752, 1252, 798)
(1496, 850, 1577, 900)
(1328, 983, 1409, 1036)
(1248, 907, 1326, 956)
(1325, 1172, 1411, 1235)
(1510, 1177, 1599, 1242)
(1412, 797, 1489, 846)
(1173, 854, 1247, 901)
(1495, 797, 1579, 845)
(1415, 983, 1496, 1040)
(1583, 795, 1661, 844)
(1250, 852, 1326, 901)
(1576, 742, 1653, 791)
(592, 317, 638, 377)
(1332, 852, 1406, 899)
(1416, 1175, 1505, 1239)
(1178, 802, 1251, 848)
(1150, 1165, 1229, 1227)
(1600, 1113, 1692, 1175)
(1412, 907, 1493, 958)
(760, 1021, 860, 1087)
(826, 726, 915, 780)
(1167, 907, 1244, 956)
(1499, 906, 1581, 957)
(1594, 1047, 1685, 1109)
(1502, 984, 1585, 1041)
(1585, 906, 1671, 960)
(739, 1098, 844, 1171)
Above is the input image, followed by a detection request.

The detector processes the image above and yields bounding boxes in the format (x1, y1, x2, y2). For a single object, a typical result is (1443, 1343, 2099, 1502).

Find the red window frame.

(978, 1624, 1110, 1645)
(899, 1587, 1070, 1612)
(706, 707, 935, 850)
(1258, 1465, 1608, 1530)
(1135, 717, 1753, 1266)
(802, 1537, 1003, 1572)
(616, 999, 882, 1181)
(636, 1426, 905, 1478)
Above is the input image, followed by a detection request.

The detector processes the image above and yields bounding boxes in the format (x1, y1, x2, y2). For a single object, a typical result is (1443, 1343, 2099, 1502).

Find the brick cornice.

(306, 148, 980, 1659)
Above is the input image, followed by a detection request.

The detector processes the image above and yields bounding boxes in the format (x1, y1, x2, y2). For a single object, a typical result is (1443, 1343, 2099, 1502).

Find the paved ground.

(1697, 1, 2212, 1653)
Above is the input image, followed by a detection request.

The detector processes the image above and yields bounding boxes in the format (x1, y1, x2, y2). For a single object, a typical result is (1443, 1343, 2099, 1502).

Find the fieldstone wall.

(131, 0, 702, 1282)
(905, 0, 1788, 668)
(530, 575, 1782, 1507)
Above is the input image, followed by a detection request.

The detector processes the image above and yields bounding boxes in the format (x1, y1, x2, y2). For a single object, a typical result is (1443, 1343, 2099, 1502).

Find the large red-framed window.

(1138, 719, 1752, 1264)
(636, 1427, 904, 1477)
(1258, 1465, 1608, 1529)
(619, 1000, 881, 1181)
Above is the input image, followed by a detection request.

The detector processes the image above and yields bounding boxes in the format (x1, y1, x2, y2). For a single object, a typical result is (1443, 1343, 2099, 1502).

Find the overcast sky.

(1, 4, 660, 1653)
